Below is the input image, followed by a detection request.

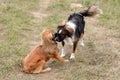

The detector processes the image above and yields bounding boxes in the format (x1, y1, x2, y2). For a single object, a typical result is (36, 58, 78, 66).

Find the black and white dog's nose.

(55, 37, 58, 41)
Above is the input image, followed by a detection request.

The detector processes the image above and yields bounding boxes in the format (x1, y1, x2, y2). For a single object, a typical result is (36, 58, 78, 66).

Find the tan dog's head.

(41, 29, 55, 44)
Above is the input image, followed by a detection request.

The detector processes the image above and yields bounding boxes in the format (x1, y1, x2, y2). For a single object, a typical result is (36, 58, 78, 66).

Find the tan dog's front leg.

(41, 67, 52, 73)
(54, 52, 69, 62)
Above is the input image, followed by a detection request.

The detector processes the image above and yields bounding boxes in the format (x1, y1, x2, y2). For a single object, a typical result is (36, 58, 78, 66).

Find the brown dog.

(22, 29, 69, 73)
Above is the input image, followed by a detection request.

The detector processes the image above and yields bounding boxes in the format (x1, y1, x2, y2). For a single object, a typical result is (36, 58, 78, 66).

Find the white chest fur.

(64, 37, 73, 45)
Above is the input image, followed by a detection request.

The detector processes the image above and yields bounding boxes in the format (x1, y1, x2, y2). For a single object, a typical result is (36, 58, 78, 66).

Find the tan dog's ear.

(40, 29, 49, 43)
(41, 29, 55, 44)
(45, 32, 55, 44)
(40, 29, 46, 37)
(58, 20, 66, 29)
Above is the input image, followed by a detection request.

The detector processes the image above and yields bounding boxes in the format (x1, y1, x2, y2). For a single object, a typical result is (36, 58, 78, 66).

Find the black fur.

(54, 13, 85, 42)
(79, 10, 90, 16)
(68, 13, 85, 38)
(53, 5, 99, 59)
(54, 28, 70, 42)
(54, 5, 100, 42)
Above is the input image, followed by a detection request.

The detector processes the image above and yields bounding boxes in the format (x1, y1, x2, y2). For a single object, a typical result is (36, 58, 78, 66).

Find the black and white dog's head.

(54, 24, 73, 42)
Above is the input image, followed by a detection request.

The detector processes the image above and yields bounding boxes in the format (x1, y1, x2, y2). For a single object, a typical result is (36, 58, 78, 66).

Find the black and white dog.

(54, 5, 102, 59)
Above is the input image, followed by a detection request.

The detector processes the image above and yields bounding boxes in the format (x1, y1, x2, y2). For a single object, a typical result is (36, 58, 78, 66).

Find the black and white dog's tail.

(80, 5, 102, 17)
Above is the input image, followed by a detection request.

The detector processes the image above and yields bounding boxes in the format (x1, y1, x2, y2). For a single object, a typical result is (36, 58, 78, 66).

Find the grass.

(99, 0, 120, 30)
(0, 0, 120, 80)
(0, 0, 39, 78)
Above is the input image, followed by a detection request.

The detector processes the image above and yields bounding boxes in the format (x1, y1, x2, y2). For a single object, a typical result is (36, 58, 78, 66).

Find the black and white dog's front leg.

(79, 33, 84, 46)
(70, 39, 79, 59)
(61, 41, 66, 57)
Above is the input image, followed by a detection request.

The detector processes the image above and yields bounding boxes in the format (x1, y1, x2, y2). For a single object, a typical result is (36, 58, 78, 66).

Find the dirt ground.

(0, 0, 120, 80)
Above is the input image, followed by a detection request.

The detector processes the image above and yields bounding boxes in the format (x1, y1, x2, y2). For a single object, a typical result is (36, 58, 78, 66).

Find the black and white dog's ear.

(57, 20, 66, 29)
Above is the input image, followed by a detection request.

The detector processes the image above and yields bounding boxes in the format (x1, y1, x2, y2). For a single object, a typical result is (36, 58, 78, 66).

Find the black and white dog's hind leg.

(79, 33, 84, 46)
(60, 38, 73, 57)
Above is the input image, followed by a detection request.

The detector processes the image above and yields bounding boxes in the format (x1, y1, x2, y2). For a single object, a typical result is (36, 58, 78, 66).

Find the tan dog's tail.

(80, 5, 102, 17)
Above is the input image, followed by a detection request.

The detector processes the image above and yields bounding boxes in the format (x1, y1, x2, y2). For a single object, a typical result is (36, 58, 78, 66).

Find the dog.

(22, 29, 69, 73)
(54, 5, 102, 59)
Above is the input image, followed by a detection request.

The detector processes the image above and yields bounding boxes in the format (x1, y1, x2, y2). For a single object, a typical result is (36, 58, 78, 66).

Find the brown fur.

(88, 5, 101, 16)
(81, 5, 102, 17)
(22, 29, 69, 73)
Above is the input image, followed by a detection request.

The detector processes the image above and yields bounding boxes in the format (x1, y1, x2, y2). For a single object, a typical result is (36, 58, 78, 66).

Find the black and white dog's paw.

(70, 53, 75, 59)
(80, 39, 85, 47)
(80, 42, 85, 47)
(60, 48, 66, 57)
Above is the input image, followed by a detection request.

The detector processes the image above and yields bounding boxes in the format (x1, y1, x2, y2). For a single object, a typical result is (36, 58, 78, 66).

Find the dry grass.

(0, 0, 120, 80)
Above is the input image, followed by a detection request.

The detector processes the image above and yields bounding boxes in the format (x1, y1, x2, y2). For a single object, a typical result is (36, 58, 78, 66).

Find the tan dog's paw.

(41, 67, 52, 73)
(64, 59, 69, 62)
(46, 67, 52, 71)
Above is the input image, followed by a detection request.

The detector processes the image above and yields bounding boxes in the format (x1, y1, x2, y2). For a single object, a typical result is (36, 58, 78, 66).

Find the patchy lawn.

(0, 0, 120, 80)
